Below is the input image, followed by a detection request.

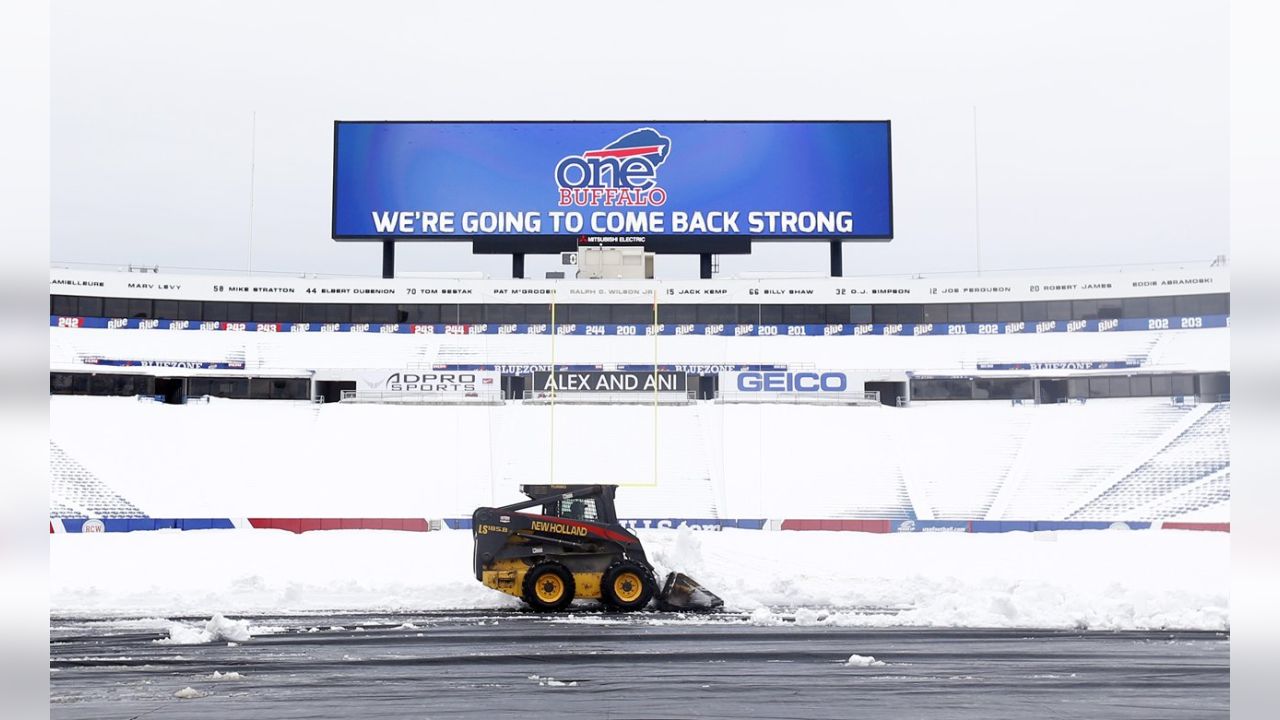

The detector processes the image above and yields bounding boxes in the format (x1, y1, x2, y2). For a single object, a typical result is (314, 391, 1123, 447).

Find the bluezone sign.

(331, 122, 893, 241)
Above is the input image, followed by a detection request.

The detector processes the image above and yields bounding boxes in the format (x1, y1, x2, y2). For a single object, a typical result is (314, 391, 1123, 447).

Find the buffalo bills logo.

(556, 127, 671, 207)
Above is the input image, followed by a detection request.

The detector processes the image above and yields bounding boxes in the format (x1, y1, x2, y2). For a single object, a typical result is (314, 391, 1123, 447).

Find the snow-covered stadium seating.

(49, 396, 1228, 522)
(1128, 469, 1229, 521)
(49, 324, 1228, 376)
(50, 440, 147, 518)
(1067, 403, 1230, 520)
(988, 399, 1191, 520)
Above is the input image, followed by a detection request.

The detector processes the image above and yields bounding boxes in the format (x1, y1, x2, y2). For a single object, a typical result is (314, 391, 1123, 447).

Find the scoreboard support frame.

(382, 241, 395, 279)
(373, 237, 864, 279)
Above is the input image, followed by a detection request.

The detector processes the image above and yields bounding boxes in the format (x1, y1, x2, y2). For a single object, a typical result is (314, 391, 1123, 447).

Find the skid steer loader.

(471, 484, 724, 612)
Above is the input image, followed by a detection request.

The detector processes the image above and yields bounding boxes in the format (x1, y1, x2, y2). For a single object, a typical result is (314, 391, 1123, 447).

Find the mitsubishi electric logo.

(555, 128, 671, 207)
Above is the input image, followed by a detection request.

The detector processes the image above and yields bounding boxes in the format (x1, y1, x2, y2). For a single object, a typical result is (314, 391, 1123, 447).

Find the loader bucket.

(656, 572, 724, 611)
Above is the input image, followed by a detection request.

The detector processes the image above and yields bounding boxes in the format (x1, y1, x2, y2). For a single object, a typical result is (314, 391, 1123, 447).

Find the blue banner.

(82, 358, 246, 370)
(891, 519, 970, 532)
(976, 361, 1143, 371)
(53, 315, 1231, 336)
(966, 520, 1153, 533)
(58, 518, 236, 533)
(332, 121, 893, 239)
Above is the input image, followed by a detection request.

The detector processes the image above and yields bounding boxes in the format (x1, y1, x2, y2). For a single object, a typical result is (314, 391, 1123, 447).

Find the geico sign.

(736, 371, 848, 392)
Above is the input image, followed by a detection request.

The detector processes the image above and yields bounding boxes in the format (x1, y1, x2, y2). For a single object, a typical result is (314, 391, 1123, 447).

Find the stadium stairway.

(1144, 330, 1231, 374)
(897, 402, 1034, 520)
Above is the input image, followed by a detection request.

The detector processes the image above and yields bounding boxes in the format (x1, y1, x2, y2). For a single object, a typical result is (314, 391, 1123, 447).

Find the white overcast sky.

(50, 0, 1227, 280)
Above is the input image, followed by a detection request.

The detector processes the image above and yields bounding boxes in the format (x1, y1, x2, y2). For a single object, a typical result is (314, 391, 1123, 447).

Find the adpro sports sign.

(355, 370, 499, 396)
(332, 122, 893, 242)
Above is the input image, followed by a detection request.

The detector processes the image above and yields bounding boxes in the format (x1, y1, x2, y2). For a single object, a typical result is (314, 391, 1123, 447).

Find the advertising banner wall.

(720, 370, 855, 393)
(529, 370, 687, 393)
(354, 370, 500, 397)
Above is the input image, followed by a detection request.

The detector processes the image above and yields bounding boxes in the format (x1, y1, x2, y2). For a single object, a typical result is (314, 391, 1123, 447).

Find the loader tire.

(601, 560, 655, 612)
(522, 561, 575, 612)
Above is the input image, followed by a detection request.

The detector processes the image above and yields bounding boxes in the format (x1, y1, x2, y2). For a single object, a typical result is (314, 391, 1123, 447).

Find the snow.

(155, 614, 251, 645)
(50, 525, 1228, 630)
(529, 674, 578, 687)
(210, 671, 244, 680)
(173, 687, 206, 699)
(843, 654, 885, 667)
(50, 394, 1230, 522)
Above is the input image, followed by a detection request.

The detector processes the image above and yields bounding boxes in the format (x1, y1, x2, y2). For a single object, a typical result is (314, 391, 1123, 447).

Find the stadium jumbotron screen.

(331, 121, 893, 243)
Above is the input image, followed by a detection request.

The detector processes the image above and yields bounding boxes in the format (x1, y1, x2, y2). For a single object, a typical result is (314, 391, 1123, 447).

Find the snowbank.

(172, 687, 206, 699)
(155, 614, 251, 645)
(843, 654, 885, 667)
(49, 526, 1228, 631)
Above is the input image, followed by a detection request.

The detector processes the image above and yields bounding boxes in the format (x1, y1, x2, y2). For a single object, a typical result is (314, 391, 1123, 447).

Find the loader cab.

(519, 484, 619, 525)
(545, 496, 605, 523)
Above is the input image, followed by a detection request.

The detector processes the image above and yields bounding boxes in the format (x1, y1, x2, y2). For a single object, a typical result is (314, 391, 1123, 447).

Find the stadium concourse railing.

(521, 390, 695, 405)
(335, 390, 703, 405)
(339, 390, 504, 406)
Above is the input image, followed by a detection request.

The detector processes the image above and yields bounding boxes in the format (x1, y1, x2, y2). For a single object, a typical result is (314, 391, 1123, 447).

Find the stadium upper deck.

(48, 264, 1229, 404)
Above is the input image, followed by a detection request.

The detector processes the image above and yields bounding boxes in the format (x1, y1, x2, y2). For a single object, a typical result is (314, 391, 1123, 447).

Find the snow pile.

(155, 614, 251, 645)
(843, 654, 884, 667)
(647, 524, 707, 580)
(53, 529, 513, 614)
(529, 674, 578, 687)
(51, 527, 1228, 631)
(210, 671, 244, 680)
(637, 527, 1230, 631)
(173, 687, 207, 699)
